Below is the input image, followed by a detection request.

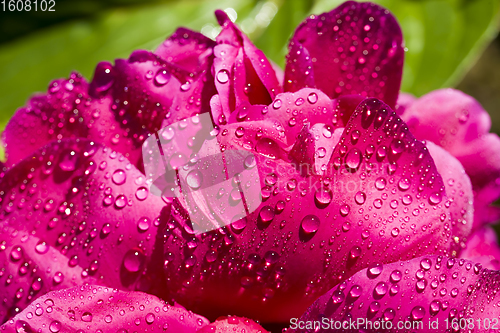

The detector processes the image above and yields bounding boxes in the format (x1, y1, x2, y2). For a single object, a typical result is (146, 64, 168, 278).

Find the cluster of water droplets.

(297, 256, 500, 333)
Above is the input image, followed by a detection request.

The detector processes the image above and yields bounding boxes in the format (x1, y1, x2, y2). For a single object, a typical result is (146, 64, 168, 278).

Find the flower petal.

(460, 227, 500, 270)
(286, 1, 404, 107)
(395, 92, 416, 115)
(426, 142, 473, 252)
(0, 285, 209, 332)
(283, 38, 315, 93)
(160, 98, 465, 322)
(3, 74, 90, 167)
(0, 139, 166, 321)
(2, 73, 150, 170)
(155, 27, 216, 75)
(294, 256, 500, 332)
(213, 10, 281, 115)
(91, 50, 215, 134)
(227, 88, 336, 144)
(197, 316, 268, 333)
(402, 88, 500, 227)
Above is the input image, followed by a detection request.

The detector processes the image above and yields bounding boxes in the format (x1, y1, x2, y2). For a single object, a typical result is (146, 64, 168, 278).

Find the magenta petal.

(197, 316, 268, 333)
(287, 1, 404, 108)
(402, 89, 491, 152)
(155, 27, 216, 75)
(0, 285, 208, 332)
(3, 72, 150, 170)
(294, 256, 500, 332)
(402, 88, 500, 227)
(213, 10, 281, 113)
(160, 99, 465, 322)
(0, 139, 166, 321)
(460, 227, 500, 270)
(283, 38, 315, 92)
(227, 88, 337, 144)
(96, 51, 178, 132)
(395, 92, 416, 115)
(453, 133, 500, 227)
(426, 142, 473, 248)
(3, 74, 90, 167)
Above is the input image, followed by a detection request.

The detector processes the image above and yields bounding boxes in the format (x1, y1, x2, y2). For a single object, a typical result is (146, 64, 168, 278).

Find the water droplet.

(259, 206, 275, 224)
(10, 247, 23, 261)
(272, 99, 282, 109)
(255, 138, 280, 159)
(216, 69, 229, 84)
(375, 177, 387, 190)
(355, 191, 366, 205)
(398, 178, 410, 191)
(93, 63, 114, 92)
(429, 192, 442, 205)
(429, 300, 440, 315)
(49, 320, 61, 333)
(300, 215, 320, 234)
(374, 282, 388, 297)
(31, 277, 43, 291)
(295, 97, 304, 106)
(349, 285, 362, 299)
(15, 320, 33, 333)
(369, 301, 380, 314)
(349, 246, 362, 259)
(35, 241, 49, 254)
(53, 272, 64, 284)
(154, 69, 171, 86)
(314, 189, 332, 207)
(81, 312, 93, 322)
(339, 204, 350, 217)
(307, 92, 318, 104)
(123, 249, 145, 272)
(345, 148, 362, 170)
(411, 306, 425, 320)
(331, 290, 345, 304)
(367, 264, 383, 278)
(316, 147, 326, 158)
(186, 170, 203, 189)
(114, 195, 127, 208)
(145, 313, 155, 324)
(59, 151, 78, 172)
(135, 187, 148, 200)
(112, 169, 126, 185)
(137, 217, 151, 232)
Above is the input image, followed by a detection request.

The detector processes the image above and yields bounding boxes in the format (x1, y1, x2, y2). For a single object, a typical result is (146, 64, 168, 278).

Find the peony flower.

(1, 1, 499, 332)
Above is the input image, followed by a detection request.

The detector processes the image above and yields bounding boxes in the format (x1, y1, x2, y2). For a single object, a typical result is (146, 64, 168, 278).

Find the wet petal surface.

(293, 256, 500, 333)
(159, 98, 464, 322)
(402, 88, 500, 227)
(0, 285, 208, 333)
(197, 316, 268, 333)
(286, 1, 404, 108)
(0, 140, 166, 321)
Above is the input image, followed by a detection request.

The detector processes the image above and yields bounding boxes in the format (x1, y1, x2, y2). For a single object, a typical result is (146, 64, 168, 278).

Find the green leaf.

(0, 0, 257, 131)
(310, 0, 500, 96)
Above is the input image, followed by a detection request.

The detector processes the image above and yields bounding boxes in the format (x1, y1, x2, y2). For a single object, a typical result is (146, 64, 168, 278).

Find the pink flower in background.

(1, 1, 499, 332)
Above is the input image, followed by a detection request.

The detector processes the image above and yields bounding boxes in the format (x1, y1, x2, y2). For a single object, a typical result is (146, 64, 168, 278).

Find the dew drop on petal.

(300, 215, 320, 234)
(112, 169, 126, 185)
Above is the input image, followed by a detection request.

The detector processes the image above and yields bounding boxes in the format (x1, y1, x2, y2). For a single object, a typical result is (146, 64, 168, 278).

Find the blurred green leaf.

(0, 0, 257, 131)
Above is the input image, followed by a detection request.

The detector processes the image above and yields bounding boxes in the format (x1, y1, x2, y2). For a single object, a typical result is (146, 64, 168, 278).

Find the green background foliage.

(0, 0, 499, 133)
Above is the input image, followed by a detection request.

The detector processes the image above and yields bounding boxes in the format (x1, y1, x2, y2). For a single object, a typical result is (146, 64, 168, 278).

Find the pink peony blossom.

(1, 1, 499, 332)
